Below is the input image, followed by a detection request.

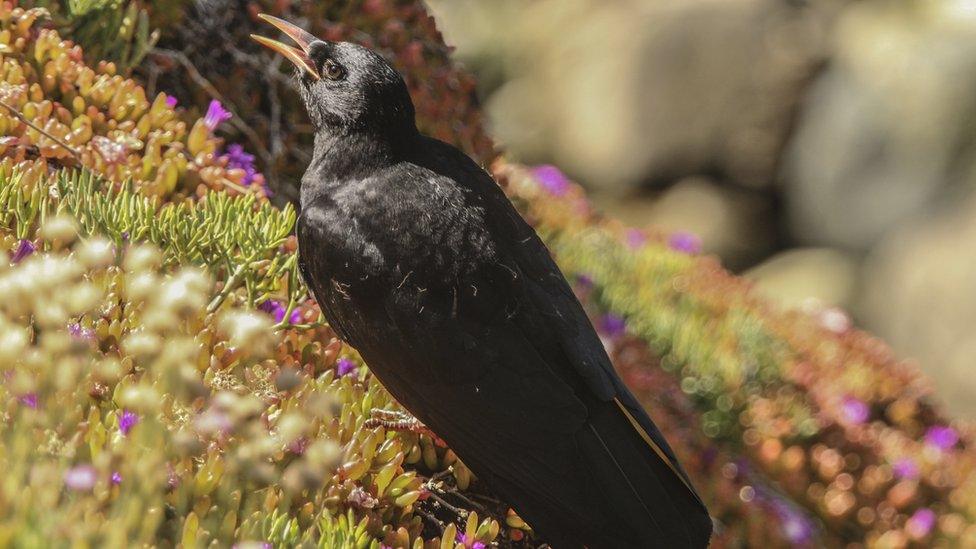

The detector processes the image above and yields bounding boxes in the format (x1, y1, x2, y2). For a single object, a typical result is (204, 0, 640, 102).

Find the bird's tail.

(576, 399, 713, 548)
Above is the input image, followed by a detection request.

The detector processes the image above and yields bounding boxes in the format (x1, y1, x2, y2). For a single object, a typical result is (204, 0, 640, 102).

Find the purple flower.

(111, 471, 122, 485)
(204, 99, 232, 131)
(925, 425, 958, 450)
(668, 232, 702, 255)
(11, 239, 35, 263)
(625, 228, 647, 249)
(258, 299, 301, 324)
(64, 465, 97, 491)
(336, 358, 357, 377)
(224, 143, 261, 186)
(472, 543, 486, 549)
(599, 313, 627, 338)
(841, 396, 869, 425)
(781, 514, 814, 544)
(893, 458, 920, 480)
(165, 95, 178, 108)
(19, 393, 37, 409)
(531, 164, 569, 196)
(907, 508, 936, 537)
(576, 274, 594, 290)
(119, 409, 139, 436)
(68, 322, 95, 341)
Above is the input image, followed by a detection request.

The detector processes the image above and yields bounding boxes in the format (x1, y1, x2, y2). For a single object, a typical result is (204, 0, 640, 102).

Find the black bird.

(252, 16, 712, 549)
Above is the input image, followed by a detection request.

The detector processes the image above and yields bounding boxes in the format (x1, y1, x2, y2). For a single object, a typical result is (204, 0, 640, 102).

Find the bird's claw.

(365, 409, 448, 447)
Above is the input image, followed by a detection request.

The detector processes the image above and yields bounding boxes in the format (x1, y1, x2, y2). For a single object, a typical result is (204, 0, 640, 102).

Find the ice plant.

(625, 228, 647, 249)
(893, 458, 920, 480)
(204, 99, 233, 131)
(668, 231, 702, 255)
(925, 425, 959, 450)
(531, 164, 569, 196)
(336, 358, 357, 377)
(18, 393, 37, 409)
(599, 313, 627, 338)
(63, 465, 97, 491)
(118, 410, 139, 436)
(10, 239, 35, 263)
(841, 396, 869, 424)
(907, 508, 936, 538)
(258, 299, 301, 324)
(165, 95, 178, 108)
(224, 144, 261, 185)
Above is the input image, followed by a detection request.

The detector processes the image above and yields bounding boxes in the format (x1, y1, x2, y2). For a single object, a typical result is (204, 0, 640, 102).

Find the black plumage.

(253, 16, 712, 549)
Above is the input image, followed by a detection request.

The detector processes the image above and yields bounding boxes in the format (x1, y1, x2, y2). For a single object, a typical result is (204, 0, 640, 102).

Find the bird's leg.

(365, 409, 448, 447)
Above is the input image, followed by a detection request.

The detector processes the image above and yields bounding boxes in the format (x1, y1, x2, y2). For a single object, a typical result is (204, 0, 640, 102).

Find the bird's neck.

(301, 126, 418, 207)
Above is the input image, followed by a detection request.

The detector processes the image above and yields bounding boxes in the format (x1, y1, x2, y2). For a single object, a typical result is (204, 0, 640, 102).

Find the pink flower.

(64, 465, 97, 491)
(19, 393, 37, 409)
(165, 95, 178, 108)
(925, 425, 958, 450)
(204, 99, 232, 131)
(906, 508, 936, 538)
(119, 409, 139, 436)
(893, 458, 919, 480)
(625, 228, 647, 249)
(531, 164, 569, 196)
(841, 396, 869, 425)
(336, 358, 358, 377)
(68, 322, 95, 341)
(668, 232, 702, 255)
(111, 471, 122, 485)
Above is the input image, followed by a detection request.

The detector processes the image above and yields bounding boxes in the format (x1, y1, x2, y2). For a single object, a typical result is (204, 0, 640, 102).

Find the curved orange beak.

(250, 14, 320, 80)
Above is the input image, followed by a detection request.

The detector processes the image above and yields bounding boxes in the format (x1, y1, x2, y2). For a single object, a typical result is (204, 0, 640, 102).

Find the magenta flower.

(111, 471, 122, 485)
(11, 239, 35, 263)
(258, 299, 301, 324)
(336, 358, 357, 377)
(893, 458, 920, 480)
(625, 228, 647, 249)
(841, 396, 869, 425)
(576, 274, 594, 290)
(119, 409, 139, 436)
(925, 425, 958, 450)
(907, 508, 936, 538)
(19, 393, 37, 409)
(204, 99, 232, 131)
(599, 313, 627, 338)
(165, 95, 178, 108)
(68, 322, 95, 341)
(64, 465, 97, 491)
(668, 232, 702, 255)
(531, 164, 570, 196)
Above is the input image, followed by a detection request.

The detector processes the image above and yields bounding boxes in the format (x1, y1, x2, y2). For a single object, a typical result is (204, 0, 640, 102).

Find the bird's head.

(251, 15, 416, 137)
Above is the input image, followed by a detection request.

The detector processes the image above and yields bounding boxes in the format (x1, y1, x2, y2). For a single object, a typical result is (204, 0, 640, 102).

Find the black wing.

(398, 140, 712, 548)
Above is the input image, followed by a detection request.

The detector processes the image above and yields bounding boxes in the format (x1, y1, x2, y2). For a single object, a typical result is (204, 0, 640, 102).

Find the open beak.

(250, 14, 320, 80)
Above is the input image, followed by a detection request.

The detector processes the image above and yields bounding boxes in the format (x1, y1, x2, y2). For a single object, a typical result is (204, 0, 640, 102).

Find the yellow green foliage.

(0, 3, 264, 199)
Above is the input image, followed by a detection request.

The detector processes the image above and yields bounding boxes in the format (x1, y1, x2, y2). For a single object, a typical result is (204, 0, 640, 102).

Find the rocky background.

(426, 0, 976, 418)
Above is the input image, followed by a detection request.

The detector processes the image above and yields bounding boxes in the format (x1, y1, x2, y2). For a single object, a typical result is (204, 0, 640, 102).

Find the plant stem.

(0, 99, 82, 160)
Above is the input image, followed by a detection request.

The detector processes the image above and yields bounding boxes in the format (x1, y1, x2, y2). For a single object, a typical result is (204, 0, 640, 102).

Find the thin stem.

(207, 261, 248, 313)
(0, 100, 82, 160)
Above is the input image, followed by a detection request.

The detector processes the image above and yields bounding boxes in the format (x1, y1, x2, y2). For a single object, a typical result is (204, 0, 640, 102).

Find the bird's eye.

(322, 59, 346, 80)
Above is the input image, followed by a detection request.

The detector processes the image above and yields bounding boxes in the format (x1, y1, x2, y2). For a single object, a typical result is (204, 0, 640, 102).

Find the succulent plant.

(0, 3, 266, 199)
(3, 0, 976, 547)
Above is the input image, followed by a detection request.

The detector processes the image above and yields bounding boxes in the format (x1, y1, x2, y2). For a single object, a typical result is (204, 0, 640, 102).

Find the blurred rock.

(861, 193, 976, 418)
(428, 0, 838, 191)
(784, 0, 976, 251)
(617, 177, 777, 268)
(744, 248, 859, 309)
